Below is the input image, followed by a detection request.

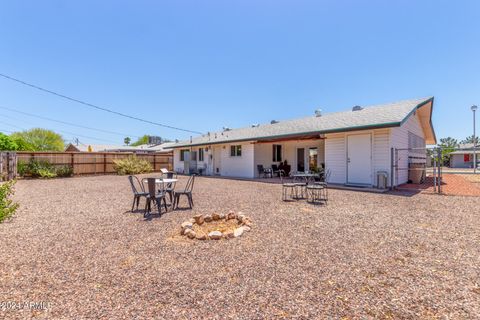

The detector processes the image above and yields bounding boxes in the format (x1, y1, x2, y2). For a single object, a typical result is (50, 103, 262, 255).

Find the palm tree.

(124, 137, 131, 145)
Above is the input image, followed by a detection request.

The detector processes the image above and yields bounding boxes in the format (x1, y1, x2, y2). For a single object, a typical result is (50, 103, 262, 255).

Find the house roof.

(172, 97, 436, 148)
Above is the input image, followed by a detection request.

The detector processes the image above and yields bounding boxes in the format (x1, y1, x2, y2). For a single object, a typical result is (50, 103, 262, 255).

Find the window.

(198, 148, 204, 161)
(180, 149, 188, 161)
(230, 145, 242, 157)
(272, 144, 282, 162)
(309, 147, 318, 170)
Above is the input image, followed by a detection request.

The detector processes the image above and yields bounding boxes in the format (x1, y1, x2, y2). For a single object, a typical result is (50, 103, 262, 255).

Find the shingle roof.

(172, 97, 434, 148)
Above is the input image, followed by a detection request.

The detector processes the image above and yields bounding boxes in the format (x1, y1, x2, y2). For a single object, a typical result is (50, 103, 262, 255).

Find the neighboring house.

(171, 97, 436, 187)
(449, 144, 479, 168)
(64, 142, 174, 154)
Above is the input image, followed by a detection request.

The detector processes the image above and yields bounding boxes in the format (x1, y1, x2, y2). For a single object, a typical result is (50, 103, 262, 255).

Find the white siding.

(390, 112, 426, 185)
(372, 129, 391, 186)
(325, 133, 347, 184)
(220, 143, 255, 178)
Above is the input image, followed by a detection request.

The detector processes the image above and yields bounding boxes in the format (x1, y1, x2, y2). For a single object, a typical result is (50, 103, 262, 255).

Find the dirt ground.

(1, 175, 479, 319)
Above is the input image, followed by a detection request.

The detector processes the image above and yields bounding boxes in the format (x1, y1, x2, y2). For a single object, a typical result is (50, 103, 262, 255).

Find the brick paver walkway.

(399, 174, 480, 196)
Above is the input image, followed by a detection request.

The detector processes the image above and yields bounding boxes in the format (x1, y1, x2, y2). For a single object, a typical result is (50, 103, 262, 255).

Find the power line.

(0, 72, 203, 135)
(0, 115, 120, 144)
(0, 105, 141, 138)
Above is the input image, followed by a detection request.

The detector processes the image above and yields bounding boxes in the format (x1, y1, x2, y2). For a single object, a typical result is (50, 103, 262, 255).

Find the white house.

(449, 144, 479, 168)
(171, 97, 436, 187)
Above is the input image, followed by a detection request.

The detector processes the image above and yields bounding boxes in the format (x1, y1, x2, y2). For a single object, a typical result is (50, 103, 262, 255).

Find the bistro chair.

(271, 164, 281, 177)
(128, 175, 149, 212)
(144, 178, 169, 218)
(164, 171, 177, 203)
(173, 174, 196, 210)
(280, 170, 297, 201)
(257, 165, 272, 178)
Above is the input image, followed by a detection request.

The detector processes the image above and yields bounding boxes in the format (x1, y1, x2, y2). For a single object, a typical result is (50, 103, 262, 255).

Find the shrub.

(55, 165, 74, 177)
(113, 155, 153, 175)
(0, 180, 19, 223)
(16, 159, 57, 178)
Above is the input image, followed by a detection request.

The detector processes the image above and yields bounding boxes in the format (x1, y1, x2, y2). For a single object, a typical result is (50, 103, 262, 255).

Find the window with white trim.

(272, 144, 282, 162)
(230, 145, 242, 157)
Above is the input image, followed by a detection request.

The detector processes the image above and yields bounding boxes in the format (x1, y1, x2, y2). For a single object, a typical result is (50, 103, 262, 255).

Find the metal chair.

(144, 178, 169, 218)
(272, 164, 281, 177)
(313, 169, 331, 204)
(280, 170, 297, 201)
(173, 174, 196, 209)
(164, 171, 177, 203)
(257, 165, 272, 178)
(128, 175, 149, 212)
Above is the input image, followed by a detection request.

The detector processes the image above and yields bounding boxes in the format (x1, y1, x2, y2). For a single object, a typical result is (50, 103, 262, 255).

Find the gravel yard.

(1, 175, 480, 319)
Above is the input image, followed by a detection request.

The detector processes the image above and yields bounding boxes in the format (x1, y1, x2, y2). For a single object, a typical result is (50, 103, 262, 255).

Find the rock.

(224, 231, 234, 239)
(234, 227, 244, 237)
(186, 230, 196, 239)
(227, 212, 236, 220)
(212, 213, 221, 221)
(193, 214, 204, 225)
(237, 215, 246, 222)
(243, 226, 251, 232)
(204, 214, 213, 222)
(181, 221, 193, 229)
(218, 213, 225, 220)
(189, 218, 196, 224)
(208, 231, 223, 240)
(196, 233, 207, 240)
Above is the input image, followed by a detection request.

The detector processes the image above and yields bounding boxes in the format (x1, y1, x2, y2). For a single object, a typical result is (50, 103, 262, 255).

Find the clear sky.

(0, 0, 479, 145)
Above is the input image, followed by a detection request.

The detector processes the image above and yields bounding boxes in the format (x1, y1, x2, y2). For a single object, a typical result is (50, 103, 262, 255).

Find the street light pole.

(472, 105, 478, 174)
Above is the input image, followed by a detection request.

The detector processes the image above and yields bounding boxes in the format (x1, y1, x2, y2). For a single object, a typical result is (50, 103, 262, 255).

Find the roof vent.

(352, 105, 363, 111)
(251, 124, 260, 128)
(270, 120, 279, 124)
(222, 126, 231, 131)
(315, 109, 322, 117)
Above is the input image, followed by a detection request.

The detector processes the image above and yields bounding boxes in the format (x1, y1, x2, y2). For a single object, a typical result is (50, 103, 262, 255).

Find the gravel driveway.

(1, 175, 479, 319)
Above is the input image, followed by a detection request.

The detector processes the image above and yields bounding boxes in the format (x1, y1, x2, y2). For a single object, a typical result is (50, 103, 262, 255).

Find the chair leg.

(189, 193, 194, 207)
(136, 196, 141, 209)
(163, 197, 168, 212)
(131, 196, 136, 212)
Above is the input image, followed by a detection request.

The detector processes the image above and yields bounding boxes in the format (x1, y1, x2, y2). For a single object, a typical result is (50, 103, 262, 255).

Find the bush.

(0, 180, 19, 223)
(113, 155, 153, 175)
(17, 159, 57, 178)
(55, 165, 74, 177)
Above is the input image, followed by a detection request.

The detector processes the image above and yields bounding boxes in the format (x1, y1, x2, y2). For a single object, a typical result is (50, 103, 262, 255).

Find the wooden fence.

(16, 151, 173, 176)
(0, 152, 17, 181)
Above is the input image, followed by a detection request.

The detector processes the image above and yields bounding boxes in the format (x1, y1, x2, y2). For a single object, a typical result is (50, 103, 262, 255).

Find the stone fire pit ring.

(181, 211, 252, 240)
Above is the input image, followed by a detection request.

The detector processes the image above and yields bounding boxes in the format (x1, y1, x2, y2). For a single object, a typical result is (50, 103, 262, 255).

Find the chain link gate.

(391, 147, 443, 194)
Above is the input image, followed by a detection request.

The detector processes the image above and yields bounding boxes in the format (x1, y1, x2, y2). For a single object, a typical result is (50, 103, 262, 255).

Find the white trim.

(346, 132, 373, 186)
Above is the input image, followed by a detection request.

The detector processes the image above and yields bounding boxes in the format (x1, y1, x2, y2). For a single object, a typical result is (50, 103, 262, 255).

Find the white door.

(213, 146, 222, 175)
(347, 134, 372, 185)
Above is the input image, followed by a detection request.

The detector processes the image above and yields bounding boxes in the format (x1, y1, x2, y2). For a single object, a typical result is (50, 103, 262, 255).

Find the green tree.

(130, 135, 149, 146)
(438, 137, 459, 166)
(11, 128, 64, 151)
(124, 137, 131, 145)
(0, 133, 18, 151)
(460, 135, 479, 145)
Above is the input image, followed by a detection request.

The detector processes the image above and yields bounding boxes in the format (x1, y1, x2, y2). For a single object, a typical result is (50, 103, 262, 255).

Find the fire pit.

(181, 211, 252, 240)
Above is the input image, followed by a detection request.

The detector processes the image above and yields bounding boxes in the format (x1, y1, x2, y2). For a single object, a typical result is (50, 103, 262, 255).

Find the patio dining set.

(128, 168, 196, 218)
(280, 169, 331, 204)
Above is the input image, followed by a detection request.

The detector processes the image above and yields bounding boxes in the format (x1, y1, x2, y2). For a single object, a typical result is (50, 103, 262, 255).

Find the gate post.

(438, 148, 442, 194)
(390, 148, 395, 189)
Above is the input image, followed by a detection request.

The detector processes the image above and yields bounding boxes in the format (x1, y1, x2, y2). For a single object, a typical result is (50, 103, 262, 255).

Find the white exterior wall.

(219, 143, 255, 178)
(173, 147, 210, 174)
(325, 129, 392, 186)
(253, 140, 325, 177)
(451, 154, 471, 168)
(390, 112, 426, 185)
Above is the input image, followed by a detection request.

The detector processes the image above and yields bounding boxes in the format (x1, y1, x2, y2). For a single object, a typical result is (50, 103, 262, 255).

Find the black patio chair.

(313, 169, 331, 204)
(144, 178, 168, 218)
(128, 175, 149, 212)
(173, 174, 196, 209)
(280, 170, 297, 201)
(257, 164, 272, 178)
(164, 171, 177, 203)
(272, 164, 281, 177)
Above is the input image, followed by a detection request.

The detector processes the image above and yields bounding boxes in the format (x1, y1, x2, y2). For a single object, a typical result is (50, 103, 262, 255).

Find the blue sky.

(0, 0, 479, 145)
